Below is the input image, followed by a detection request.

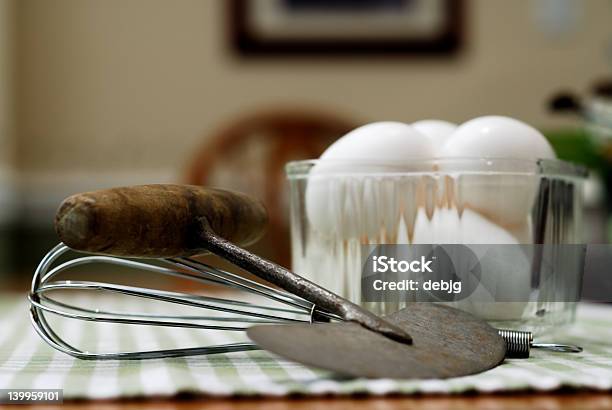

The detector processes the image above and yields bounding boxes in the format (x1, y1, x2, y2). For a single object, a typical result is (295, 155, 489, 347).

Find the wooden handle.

(55, 184, 268, 257)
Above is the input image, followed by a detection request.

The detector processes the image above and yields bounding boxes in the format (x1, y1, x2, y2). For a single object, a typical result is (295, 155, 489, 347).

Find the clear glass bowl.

(286, 158, 587, 335)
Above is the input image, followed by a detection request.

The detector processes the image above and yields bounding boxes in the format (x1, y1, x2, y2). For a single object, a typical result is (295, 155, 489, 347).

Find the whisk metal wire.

(29, 243, 339, 360)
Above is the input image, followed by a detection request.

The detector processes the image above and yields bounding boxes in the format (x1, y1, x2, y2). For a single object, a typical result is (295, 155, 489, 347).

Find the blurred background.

(0, 0, 611, 291)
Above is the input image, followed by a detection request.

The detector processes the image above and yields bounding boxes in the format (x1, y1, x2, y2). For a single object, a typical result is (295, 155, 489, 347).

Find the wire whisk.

(29, 243, 338, 360)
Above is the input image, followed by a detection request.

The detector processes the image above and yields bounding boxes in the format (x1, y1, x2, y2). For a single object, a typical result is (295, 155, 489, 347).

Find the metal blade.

(247, 303, 506, 379)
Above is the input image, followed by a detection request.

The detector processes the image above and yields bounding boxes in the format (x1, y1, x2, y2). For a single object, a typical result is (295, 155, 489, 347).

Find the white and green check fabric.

(1, 294, 611, 399)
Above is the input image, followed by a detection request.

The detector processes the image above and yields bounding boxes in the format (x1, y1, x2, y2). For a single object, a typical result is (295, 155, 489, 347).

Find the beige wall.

(14, 0, 612, 182)
(0, 0, 15, 171)
(0, 0, 17, 222)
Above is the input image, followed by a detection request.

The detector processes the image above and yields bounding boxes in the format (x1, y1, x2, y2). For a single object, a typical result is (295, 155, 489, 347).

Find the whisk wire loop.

(29, 244, 332, 360)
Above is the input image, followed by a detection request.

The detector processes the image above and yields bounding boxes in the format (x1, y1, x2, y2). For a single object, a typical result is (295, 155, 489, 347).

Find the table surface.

(5, 292, 612, 405)
(14, 392, 612, 410)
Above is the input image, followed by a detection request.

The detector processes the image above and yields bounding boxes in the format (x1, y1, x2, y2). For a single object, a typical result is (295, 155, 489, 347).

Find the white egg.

(410, 208, 530, 320)
(302, 118, 537, 321)
(411, 207, 519, 244)
(440, 115, 556, 160)
(440, 116, 556, 230)
(412, 119, 457, 148)
(320, 121, 434, 160)
(306, 122, 434, 239)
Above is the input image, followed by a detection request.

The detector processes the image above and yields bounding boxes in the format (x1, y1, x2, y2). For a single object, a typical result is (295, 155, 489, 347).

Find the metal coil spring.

(498, 329, 582, 358)
(498, 329, 533, 358)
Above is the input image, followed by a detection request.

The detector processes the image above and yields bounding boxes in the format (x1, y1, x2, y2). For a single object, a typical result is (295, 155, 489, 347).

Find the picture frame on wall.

(229, 0, 463, 56)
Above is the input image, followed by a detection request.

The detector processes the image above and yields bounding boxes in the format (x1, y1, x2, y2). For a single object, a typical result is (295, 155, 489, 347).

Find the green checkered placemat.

(1, 293, 611, 399)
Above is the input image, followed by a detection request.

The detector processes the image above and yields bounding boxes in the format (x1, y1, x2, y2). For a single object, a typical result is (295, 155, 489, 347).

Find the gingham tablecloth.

(1, 294, 611, 399)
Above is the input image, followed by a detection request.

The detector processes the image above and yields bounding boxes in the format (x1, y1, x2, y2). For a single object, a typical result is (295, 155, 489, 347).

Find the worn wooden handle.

(55, 184, 268, 257)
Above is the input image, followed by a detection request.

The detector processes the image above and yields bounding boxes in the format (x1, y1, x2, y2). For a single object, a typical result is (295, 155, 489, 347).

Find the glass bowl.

(286, 158, 587, 335)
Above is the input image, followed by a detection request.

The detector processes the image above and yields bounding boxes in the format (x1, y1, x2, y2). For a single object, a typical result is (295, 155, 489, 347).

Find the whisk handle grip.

(199, 227, 413, 345)
(55, 184, 268, 257)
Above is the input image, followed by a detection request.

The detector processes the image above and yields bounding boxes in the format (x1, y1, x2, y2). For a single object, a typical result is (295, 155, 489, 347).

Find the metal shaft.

(198, 225, 413, 344)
